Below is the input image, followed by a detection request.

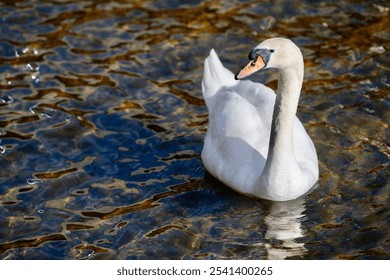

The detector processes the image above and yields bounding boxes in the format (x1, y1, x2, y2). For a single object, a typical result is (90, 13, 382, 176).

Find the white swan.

(201, 38, 318, 201)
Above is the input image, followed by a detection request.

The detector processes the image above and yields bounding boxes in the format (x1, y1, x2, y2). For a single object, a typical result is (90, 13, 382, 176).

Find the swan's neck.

(260, 65, 303, 195)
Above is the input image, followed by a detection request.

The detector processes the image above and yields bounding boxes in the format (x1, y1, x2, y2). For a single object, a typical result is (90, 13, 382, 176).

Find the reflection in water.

(264, 197, 307, 259)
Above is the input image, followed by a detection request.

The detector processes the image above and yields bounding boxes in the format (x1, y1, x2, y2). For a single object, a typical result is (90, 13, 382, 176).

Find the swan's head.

(235, 38, 303, 80)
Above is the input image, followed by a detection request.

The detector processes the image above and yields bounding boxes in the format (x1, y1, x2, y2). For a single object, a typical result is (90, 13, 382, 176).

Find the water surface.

(0, 0, 389, 259)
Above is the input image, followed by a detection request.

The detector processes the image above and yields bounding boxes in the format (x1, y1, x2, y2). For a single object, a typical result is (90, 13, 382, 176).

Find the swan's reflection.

(264, 197, 307, 259)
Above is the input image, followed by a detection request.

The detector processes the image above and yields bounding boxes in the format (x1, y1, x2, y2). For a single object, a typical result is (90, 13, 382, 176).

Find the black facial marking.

(248, 49, 258, 61)
(247, 48, 274, 67)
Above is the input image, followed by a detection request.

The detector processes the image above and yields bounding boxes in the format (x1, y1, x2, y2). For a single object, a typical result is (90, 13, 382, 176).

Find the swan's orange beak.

(235, 56, 266, 80)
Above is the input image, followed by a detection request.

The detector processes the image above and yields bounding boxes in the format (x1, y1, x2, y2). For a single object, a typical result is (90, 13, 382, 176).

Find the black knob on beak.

(248, 49, 258, 61)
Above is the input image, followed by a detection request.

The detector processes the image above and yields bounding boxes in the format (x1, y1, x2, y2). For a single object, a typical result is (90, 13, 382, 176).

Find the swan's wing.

(202, 49, 277, 179)
(202, 48, 276, 146)
(205, 80, 276, 161)
(202, 79, 277, 194)
(202, 49, 238, 110)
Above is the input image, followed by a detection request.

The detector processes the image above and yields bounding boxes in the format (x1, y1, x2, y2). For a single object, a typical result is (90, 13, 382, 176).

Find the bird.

(201, 38, 319, 201)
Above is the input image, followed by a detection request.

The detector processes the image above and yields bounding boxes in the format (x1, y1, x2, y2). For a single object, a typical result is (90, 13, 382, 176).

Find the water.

(0, 0, 389, 260)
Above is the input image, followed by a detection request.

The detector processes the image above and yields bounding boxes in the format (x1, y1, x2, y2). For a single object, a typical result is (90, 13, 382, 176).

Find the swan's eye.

(269, 49, 275, 53)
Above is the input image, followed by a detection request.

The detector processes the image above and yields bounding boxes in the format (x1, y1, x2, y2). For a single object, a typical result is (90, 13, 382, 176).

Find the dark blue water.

(0, 0, 389, 259)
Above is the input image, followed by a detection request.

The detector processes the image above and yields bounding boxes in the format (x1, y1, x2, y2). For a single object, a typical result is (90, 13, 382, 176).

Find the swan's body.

(201, 38, 318, 201)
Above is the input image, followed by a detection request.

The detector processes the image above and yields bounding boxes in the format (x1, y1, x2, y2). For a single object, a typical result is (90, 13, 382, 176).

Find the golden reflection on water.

(0, 0, 389, 259)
